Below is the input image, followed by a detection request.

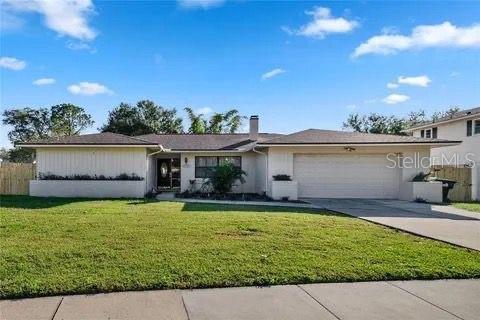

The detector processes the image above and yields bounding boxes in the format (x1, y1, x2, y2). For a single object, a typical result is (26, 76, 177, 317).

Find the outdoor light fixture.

(184, 157, 188, 164)
(344, 147, 356, 152)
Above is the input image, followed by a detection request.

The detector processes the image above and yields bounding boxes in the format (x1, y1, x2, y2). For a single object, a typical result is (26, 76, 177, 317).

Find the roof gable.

(136, 133, 282, 151)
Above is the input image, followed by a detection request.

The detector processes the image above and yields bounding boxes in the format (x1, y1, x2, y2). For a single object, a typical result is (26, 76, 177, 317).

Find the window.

(420, 130, 425, 138)
(425, 129, 431, 138)
(432, 127, 438, 139)
(475, 120, 480, 135)
(467, 120, 472, 136)
(195, 156, 242, 178)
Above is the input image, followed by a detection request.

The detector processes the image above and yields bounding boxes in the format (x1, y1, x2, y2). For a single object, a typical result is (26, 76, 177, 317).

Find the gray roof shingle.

(136, 133, 282, 150)
(17, 132, 155, 146)
(18, 129, 459, 149)
(258, 129, 459, 145)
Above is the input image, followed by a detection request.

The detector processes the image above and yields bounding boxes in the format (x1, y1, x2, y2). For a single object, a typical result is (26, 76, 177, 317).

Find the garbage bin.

(431, 178, 457, 203)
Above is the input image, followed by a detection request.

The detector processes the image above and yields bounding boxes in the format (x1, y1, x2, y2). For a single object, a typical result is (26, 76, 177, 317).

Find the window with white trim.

(195, 156, 242, 178)
(474, 119, 480, 135)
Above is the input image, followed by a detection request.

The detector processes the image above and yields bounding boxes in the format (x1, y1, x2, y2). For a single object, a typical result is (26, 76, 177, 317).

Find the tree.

(209, 162, 247, 194)
(185, 107, 245, 134)
(406, 110, 427, 127)
(51, 104, 94, 136)
(101, 101, 183, 135)
(432, 107, 460, 122)
(223, 109, 244, 134)
(2, 107, 51, 144)
(343, 112, 407, 135)
(343, 107, 463, 136)
(2, 104, 93, 163)
(185, 107, 207, 134)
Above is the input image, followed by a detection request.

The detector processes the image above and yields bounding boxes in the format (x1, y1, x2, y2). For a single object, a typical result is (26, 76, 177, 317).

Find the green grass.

(1, 195, 480, 299)
(453, 202, 480, 213)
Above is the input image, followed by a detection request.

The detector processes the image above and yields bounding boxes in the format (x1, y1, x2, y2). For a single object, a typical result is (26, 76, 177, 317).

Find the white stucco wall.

(180, 152, 259, 193)
(30, 180, 145, 198)
(266, 145, 432, 200)
(36, 147, 148, 178)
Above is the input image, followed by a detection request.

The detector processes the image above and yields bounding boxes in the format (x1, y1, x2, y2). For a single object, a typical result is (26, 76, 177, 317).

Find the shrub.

(208, 162, 247, 194)
(38, 172, 144, 181)
(272, 174, 292, 181)
(411, 172, 430, 182)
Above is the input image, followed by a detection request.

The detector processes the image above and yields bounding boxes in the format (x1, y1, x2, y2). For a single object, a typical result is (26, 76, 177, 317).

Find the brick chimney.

(249, 115, 259, 141)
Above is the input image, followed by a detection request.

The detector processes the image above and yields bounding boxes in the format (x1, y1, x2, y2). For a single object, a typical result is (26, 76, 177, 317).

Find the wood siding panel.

(36, 148, 147, 178)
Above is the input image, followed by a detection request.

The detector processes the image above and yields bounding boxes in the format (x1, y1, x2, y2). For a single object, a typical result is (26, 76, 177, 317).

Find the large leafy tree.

(2, 107, 51, 144)
(101, 100, 183, 135)
(343, 107, 461, 135)
(185, 108, 245, 134)
(51, 104, 94, 136)
(2, 104, 93, 162)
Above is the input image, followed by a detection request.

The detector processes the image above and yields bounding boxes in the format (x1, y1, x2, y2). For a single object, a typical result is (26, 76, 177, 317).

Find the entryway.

(157, 158, 181, 190)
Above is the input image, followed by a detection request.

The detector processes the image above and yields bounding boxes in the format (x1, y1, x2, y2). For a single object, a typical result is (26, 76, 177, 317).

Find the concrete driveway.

(306, 199, 480, 251)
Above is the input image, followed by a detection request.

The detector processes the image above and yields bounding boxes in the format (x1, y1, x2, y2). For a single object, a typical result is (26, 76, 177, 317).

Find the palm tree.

(207, 113, 224, 133)
(184, 107, 206, 134)
(223, 109, 245, 133)
(184, 107, 245, 134)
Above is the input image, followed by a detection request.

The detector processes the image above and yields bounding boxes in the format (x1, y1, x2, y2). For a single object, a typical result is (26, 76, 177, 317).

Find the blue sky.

(1, 0, 479, 147)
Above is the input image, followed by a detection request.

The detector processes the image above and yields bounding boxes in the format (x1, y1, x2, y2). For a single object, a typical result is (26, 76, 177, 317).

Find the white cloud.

(353, 22, 480, 58)
(3, 0, 97, 41)
(346, 104, 357, 111)
(261, 68, 285, 80)
(196, 107, 213, 115)
(67, 82, 113, 96)
(383, 94, 410, 105)
(386, 82, 399, 89)
(397, 75, 431, 87)
(284, 6, 358, 39)
(178, 0, 224, 9)
(33, 78, 55, 86)
(66, 41, 96, 53)
(450, 71, 460, 77)
(0, 56, 26, 70)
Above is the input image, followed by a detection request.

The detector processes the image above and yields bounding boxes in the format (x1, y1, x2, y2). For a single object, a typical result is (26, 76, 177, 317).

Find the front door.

(157, 158, 181, 189)
(157, 159, 171, 189)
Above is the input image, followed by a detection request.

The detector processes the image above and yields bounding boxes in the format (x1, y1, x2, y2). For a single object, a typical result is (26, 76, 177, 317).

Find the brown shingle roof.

(17, 132, 155, 146)
(258, 129, 459, 145)
(136, 133, 282, 150)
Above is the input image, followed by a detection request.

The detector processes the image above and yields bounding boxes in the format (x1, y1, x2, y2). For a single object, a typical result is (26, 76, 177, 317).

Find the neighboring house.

(18, 116, 459, 201)
(406, 107, 480, 201)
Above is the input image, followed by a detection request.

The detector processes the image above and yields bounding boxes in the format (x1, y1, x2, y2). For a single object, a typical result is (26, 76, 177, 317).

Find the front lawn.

(1, 195, 480, 299)
(453, 202, 480, 213)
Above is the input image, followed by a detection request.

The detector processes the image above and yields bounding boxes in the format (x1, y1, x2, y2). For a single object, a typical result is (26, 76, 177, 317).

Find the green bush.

(209, 162, 247, 194)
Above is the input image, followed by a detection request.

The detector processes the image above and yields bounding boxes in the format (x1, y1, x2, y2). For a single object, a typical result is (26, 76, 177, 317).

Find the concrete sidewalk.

(307, 199, 480, 251)
(1, 280, 479, 320)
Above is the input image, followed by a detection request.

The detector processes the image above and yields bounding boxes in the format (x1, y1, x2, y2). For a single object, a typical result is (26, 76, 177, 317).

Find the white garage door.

(293, 154, 400, 199)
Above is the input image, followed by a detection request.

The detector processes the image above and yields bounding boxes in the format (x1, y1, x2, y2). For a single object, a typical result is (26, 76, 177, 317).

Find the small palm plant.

(209, 162, 247, 194)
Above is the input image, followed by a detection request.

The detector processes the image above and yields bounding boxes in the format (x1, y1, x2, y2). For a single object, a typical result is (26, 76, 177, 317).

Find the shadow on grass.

(0, 195, 142, 209)
(179, 201, 342, 216)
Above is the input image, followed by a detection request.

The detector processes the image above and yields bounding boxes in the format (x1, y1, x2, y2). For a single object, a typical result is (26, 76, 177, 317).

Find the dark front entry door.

(157, 158, 181, 189)
(157, 159, 171, 188)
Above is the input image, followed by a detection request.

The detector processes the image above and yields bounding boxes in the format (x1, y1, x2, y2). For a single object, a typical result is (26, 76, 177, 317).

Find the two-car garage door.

(293, 154, 400, 199)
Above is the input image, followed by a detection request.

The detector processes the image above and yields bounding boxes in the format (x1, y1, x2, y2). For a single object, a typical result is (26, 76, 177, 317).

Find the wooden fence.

(431, 165, 472, 202)
(0, 163, 36, 195)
